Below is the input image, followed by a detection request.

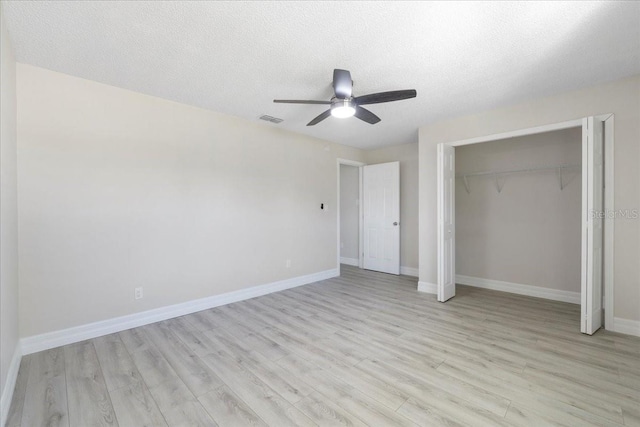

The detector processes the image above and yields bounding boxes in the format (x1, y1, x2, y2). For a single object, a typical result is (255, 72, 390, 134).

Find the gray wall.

(17, 64, 365, 338)
(455, 128, 582, 292)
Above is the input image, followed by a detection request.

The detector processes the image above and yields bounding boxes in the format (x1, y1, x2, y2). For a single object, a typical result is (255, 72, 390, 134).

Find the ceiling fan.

(273, 69, 417, 126)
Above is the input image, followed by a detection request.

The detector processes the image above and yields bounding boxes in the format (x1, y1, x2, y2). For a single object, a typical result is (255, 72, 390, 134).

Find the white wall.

(455, 128, 582, 293)
(0, 4, 20, 416)
(340, 164, 359, 261)
(419, 75, 640, 323)
(17, 64, 365, 338)
(365, 143, 419, 271)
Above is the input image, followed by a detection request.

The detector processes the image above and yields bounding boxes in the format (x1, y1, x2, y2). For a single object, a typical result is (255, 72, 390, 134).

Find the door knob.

(393, 222, 398, 226)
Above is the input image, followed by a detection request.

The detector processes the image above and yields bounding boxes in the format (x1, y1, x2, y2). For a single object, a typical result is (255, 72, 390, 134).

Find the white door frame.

(337, 159, 366, 272)
(438, 115, 614, 331)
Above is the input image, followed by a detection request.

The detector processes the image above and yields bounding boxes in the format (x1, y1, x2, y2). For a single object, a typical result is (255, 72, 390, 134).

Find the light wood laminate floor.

(7, 265, 640, 426)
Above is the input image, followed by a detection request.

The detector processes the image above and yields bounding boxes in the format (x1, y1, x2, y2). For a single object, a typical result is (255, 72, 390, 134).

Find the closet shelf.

(456, 164, 581, 193)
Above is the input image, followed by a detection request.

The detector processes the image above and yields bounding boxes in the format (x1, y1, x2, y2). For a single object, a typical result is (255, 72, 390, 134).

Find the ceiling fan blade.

(333, 69, 353, 99)
(307, 109, 332, 126)
(354, 89, 417, 105)
(354, 106, 381, 124)
(274, 99, 332, 104)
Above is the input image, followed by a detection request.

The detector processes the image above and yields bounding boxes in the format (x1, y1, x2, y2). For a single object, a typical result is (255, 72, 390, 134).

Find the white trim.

(581, 117, 589, 332)
(0, 346, 22, 427)
(613, 318, 640, 337)
(449, 119, 583, 147)
(400, 266, 419, 277)
(20, 268, 338, 355)
(418, 281, 437, 294)
(340, 257, 359, 267)
(337, 159, 366, 273)
(337, 158, 367, 168)
(456, 275, 580, 304)
(603, 115, 614, 330)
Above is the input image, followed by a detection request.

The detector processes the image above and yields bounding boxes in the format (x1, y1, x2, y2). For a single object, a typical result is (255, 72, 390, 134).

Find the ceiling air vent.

(259, 115, 283, 124)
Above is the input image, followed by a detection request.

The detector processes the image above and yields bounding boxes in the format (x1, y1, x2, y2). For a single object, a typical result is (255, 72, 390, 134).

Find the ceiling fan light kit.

(330, 99, 356, 118)
(273, 69, 416, 126)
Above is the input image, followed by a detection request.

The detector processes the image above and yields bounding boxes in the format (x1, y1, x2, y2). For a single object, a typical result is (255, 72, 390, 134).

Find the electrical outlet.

(286, 259, 291, 268)
(134, 287, 143, 300)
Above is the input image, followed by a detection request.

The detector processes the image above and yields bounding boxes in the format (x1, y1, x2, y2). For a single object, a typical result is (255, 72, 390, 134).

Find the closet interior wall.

(455, 127, 582, 295)
(340, 164, 360, 264)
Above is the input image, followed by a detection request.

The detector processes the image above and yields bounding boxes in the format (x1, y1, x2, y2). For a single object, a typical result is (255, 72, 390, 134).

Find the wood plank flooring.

(7, 265, 640, 426)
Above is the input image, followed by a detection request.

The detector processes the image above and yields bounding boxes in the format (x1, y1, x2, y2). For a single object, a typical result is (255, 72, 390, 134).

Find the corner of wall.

(0, 346, 22, 426)
(0, 4, 22, 424)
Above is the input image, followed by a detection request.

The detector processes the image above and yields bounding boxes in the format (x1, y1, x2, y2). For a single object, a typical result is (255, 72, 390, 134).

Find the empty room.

(1, 2, 639, 426)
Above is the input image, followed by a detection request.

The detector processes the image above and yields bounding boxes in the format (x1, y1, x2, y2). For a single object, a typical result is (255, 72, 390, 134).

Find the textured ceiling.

(3, 1, 640, 149)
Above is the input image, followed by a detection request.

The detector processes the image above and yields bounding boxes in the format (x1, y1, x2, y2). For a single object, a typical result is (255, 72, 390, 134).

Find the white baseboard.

(21, 268, 338, 355)
(340, 260, 418, 278)
(340, 257, 359, 267)
(613, 317, 640, 337)
(418, 281, 437, 294)
(400, 266, 419, 277)
(456, 274, 580, 304)
(1, 345, 22, 427)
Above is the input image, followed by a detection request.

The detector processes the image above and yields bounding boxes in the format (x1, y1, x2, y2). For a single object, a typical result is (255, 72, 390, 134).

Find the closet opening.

(337, 159, 365, 273)
(437, 116, 614, 335)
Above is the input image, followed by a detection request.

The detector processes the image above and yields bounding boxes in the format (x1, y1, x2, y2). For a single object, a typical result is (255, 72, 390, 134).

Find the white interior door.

(437, 143, 456, 302)
(363, 162, 400, 275)
(581, 117, 604, 335)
